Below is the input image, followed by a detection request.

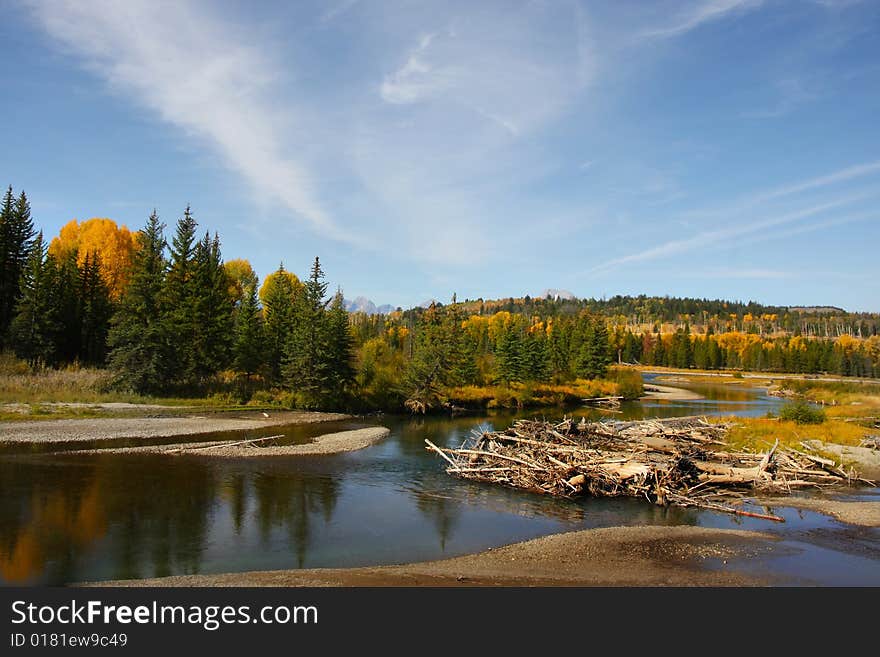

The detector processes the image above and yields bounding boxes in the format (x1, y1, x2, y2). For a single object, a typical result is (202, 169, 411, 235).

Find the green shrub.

(779, 400, 826, 424)
(611, 366, 644, 400)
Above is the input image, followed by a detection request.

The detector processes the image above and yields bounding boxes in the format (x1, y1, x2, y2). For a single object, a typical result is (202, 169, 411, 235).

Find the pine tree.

(53, 248, 82, 363)
(324, 290, 355, 405)
(262, 263, 297, 381)
(163, 206, 199, 385)
(79, 252, 113, 364)
(234, 280, 265, 377)
(0, 187, 36, 338)
(283, 257, 330, 407)
(107, 211, 169, 394)
(10, 233, 59, 367)
(494, 321, 524, 385)
(191, 231, 234, 379)
(402, 303, 450, 411)
(574, 315, 610, 379)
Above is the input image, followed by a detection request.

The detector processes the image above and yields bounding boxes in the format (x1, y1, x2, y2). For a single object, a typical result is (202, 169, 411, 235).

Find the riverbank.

(640, 384, 702, 401)
(74, 426, 391, 457)
(0, 411, 350, 445)
(86, 525, 776, 587)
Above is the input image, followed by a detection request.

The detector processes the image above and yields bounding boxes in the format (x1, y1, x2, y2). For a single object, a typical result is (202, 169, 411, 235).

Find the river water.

(2, 375, 878, 585)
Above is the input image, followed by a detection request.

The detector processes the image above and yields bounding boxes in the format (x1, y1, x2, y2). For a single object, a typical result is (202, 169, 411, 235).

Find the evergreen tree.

(10, 233, 60, 367)
(234, 281, 265, 377)
(324, 290, 355, 405)
(53, 248, 82, 363)
(524, 330, 549, 382)
(107, 211, 169, 394)
(79, 252, 113, 364)
(283, 257, 330, 407)
(163, 206, 199, 384)
(494, 321, 524, 384)
(402, 304, 450, 412)
(0, 187, 35, 338)
(262, 263, 297, 381)
(191, 231, 234, 379)
(575, 315, 610, 379)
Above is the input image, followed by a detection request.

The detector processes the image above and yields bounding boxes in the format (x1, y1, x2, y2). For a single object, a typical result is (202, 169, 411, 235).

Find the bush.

(779, 400, 826, 424)
(610, 366, 644, 400)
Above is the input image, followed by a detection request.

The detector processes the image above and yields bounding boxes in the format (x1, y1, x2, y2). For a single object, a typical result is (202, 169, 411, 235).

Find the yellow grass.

(721, 417, 872, 453)
(445, 379, 622, 409)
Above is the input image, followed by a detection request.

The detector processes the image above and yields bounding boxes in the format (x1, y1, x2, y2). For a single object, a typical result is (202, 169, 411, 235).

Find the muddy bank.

(82, 427, 391, 457)
(807, 440, 880, 481)
(640, 384, 703, 401)
(87, 525, 777, 587)
(0, 411, 350, 444)
(758, 496, 880, 527)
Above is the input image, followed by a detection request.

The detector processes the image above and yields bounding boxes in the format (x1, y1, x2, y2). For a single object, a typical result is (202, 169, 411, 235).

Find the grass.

(721, 417, 872, 455)
(0, 354, 278, 422)
(444, 368, 643, 409)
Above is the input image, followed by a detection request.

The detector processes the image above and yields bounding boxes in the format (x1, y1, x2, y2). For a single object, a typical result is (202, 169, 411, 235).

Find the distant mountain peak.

(538, 288, 576, 301)
(343, 296, 397, 315)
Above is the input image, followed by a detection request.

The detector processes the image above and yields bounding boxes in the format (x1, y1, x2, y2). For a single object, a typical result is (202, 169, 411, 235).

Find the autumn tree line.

(1, 186, 878, 412)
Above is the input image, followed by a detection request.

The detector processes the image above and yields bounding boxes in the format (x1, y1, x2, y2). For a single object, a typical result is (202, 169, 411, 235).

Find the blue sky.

(1, 0, 878, 311)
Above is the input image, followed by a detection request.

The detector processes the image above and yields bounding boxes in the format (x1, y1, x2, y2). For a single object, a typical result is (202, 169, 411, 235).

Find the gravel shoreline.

(640, 384, 703, 401)
(0, 411, 350, 444)
(79, 426, 392, 457)
(84, 525, 777, 587)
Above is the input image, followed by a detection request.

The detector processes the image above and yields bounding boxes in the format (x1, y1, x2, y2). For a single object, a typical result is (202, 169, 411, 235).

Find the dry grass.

(721, 417, 872, 453)
(444, 378, 624, 409)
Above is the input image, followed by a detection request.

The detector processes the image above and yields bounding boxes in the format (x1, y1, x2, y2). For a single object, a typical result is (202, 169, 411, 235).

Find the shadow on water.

(1, 376, 876, 585)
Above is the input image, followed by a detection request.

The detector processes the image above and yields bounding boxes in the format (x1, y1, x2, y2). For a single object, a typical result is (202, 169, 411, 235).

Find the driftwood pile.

(426, 417, 869, 522)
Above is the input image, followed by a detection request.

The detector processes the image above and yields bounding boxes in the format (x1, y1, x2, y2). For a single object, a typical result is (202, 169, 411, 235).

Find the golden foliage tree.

(48, 218, 136, 299)
(224, 258, 258, 304)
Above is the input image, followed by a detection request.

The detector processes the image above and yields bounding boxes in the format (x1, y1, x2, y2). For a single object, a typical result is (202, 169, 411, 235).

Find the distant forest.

(2, 186, 878, 411)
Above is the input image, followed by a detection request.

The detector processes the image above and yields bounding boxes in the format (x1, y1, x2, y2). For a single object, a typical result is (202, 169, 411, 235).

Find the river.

(1, 375, 878, 585)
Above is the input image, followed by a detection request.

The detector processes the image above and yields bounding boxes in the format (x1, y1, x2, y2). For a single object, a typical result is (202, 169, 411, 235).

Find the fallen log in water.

(425, 417, 872, 522)
(169, 434, 284, 453)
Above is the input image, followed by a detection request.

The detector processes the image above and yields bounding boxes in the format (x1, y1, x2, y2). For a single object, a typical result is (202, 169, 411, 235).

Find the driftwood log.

(426, 417, 874, 522)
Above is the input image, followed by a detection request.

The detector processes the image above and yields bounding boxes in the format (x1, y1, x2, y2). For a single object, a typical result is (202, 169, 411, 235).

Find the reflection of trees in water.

(222, 472, 249, 534)
(0, 456, 216, 584)
(91, 457, 216, 580)
(412, 490, 461, 551)
(0, 459, 106, 584)
(251, 470, 340, 568)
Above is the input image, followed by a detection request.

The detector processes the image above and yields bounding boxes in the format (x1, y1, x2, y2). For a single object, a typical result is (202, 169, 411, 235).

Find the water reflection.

(0, 377, 801, 585)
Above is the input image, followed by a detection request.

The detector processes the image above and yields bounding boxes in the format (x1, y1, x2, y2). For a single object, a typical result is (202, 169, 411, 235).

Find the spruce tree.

(79, 252, 113, 364)
(53, 249, 82, 363)
(107, 211, 169, 394)
(0, 187, 35, 338)
(575, 315, 610, 379)
(283, 257, 330, 407)
(324, 290, 355, 405)
(402, 303, 450, 411)
(191, 231, 234, 380)
(262, 264, 297, 381)
(163, 206, 199, 385)
(10, 233, 59, 367)
(234, 281, 265, 377)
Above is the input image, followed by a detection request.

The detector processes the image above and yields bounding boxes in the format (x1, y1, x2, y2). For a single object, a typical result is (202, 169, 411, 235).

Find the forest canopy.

(1, 185, 878, 412)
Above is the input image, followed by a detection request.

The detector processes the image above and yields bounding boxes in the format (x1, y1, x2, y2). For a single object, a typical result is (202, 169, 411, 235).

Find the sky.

(1, 0, 878, 311)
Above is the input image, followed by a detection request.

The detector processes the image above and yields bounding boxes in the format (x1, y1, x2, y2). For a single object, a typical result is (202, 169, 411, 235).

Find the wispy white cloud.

(639, 0, 763, 40)
(320, 0, 360, 23)
(685, 268, 797, 279)
(741, 78, 820, 119)
(752, 160, 880, 204)
(28, 0, 347, 240)
(587, 192, 872, 276)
